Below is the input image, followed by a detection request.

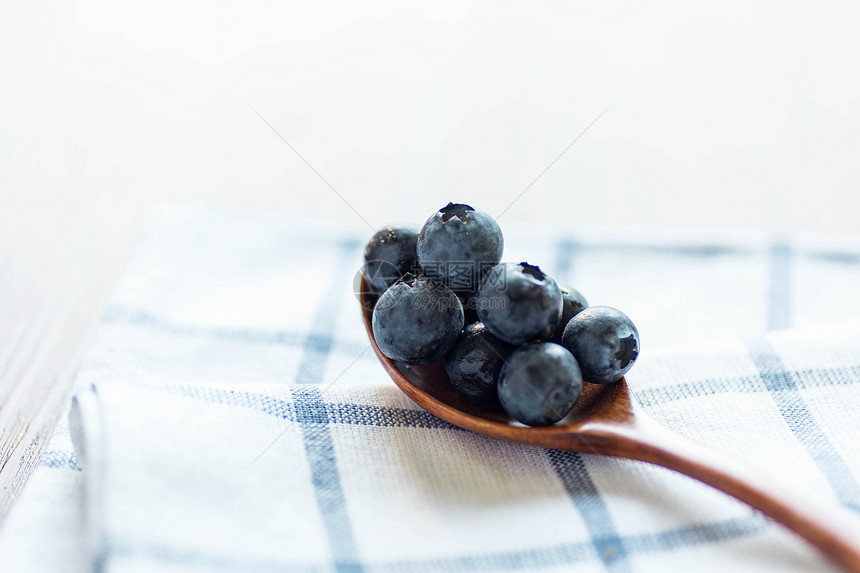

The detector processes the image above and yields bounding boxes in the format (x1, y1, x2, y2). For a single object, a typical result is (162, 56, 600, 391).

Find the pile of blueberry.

(363, 203, 640, 427)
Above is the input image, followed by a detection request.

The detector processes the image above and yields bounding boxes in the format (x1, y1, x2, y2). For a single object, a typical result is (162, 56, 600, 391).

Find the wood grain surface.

(0, 195, 141, 517)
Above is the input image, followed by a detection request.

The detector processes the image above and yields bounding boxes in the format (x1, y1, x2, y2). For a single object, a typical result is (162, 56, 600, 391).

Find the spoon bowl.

(360, 278, 860, 572)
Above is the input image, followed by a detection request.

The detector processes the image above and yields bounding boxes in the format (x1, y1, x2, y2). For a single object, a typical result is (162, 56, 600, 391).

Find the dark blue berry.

(477, 262, 562, 345)
(552, 284, 589, 342)
(372, 276, 464, 365)
(363, 226, 419, 294)
(498, 342, 583, 426)
(417, 203, 503, 297)
(444, 322, 516, 410)
(561, 306, 639, 384)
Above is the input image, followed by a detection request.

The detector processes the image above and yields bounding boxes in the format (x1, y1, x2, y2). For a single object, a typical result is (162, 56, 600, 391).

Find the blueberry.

(417, 203, 503, 297)
(551, 284, 589, 342)
(444, 322, 516, 410)
(363, 226, 419, 294)
(372, 275, 464, 365)
(498, 342, 583, 426)
(476, 262, 563, 345)
(561, 306, 639, 384)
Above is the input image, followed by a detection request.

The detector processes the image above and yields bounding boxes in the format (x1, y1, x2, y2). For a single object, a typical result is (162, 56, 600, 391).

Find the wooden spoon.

(360, 281, 860, 572)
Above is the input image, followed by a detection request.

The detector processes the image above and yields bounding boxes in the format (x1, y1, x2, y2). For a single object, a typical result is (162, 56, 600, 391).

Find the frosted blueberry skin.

(551, 285, 589, 343)
(444, 322, 516, 410)
(417, 203, 503, 297)
(498, 342, 583, 426)
(372, 276, 464, 365)
(561, 306, 639, 385)
(476, 262, 563, 345)
(362, 226, 419, 294)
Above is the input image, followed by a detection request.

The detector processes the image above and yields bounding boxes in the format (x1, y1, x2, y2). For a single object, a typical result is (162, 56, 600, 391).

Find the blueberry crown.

(439, 203, 475, 222)
(518, 262, 546, 281)
(396, 272, 418, 286)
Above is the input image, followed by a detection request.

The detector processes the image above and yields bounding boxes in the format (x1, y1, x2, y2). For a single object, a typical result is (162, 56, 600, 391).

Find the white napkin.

(69, 319, 860, 573)
(3, 205, 860, 572)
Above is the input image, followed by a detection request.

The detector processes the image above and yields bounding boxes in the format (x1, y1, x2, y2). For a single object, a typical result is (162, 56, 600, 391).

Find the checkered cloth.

(2, 206, 860, 573)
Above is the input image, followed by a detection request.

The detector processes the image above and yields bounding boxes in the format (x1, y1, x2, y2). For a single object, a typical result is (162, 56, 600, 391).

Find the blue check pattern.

(75, 363, 856, 573)
(12, 207, 860, 572)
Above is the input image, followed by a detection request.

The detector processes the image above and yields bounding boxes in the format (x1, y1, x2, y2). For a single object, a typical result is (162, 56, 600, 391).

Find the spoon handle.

(598, 414, 860, 572)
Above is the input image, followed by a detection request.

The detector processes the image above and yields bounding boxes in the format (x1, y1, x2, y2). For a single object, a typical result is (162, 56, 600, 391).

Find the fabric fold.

(70, 387, 107, 572)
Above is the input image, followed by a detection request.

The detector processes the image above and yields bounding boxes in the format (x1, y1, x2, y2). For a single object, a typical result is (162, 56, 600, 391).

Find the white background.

(3, 0, 860, 236)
